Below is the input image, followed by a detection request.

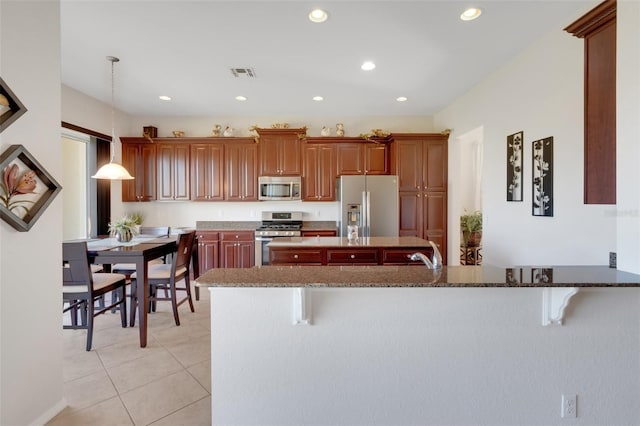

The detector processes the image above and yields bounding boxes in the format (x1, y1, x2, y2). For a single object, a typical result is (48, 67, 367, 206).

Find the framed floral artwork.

(0, 145, 62, 232)
(507, 131, 523, 201)
(0, 77, 28, 133)
(532, 136, 553, 217)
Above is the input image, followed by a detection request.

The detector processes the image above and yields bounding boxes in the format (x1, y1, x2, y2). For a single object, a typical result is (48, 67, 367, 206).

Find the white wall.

(616, 0, 640, 273)
(211, 286, 640, 425)
(435, 2, 620, 268)
(0, 1, 65, 425)
(61, 135, 87, 240)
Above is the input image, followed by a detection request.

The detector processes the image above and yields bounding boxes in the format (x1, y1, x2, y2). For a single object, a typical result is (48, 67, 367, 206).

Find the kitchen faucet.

(410, 241, 443, 269)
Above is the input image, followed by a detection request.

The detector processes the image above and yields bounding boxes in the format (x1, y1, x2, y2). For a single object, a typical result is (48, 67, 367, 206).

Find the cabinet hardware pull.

(350, 254, 355, 259)
(294, 254, 299, 259)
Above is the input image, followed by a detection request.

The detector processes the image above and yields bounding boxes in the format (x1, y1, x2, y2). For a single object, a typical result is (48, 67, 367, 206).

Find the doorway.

(450, 126, 484, 259)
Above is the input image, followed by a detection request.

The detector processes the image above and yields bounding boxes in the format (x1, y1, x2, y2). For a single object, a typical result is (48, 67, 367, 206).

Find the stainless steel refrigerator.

(337, 175, 399, 238)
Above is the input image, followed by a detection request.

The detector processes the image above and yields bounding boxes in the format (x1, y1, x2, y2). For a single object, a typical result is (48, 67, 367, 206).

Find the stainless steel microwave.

(258, 176, 302, 201)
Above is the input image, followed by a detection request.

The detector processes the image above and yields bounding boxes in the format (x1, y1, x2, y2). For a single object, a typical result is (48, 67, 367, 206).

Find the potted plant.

(108, 214, 141, 242)
(460, 210, 482, 248)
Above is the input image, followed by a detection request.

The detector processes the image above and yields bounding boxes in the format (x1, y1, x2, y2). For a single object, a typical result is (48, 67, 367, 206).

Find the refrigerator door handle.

(362, 191, 370, 238)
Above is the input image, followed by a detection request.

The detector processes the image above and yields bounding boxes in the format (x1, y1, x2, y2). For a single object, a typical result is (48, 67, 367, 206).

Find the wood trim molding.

(61, 121, 111, 141)
(564, 0, 616, 38)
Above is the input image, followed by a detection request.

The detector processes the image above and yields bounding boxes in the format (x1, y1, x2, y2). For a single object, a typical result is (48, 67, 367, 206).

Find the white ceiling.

(61, 1, 594, 117)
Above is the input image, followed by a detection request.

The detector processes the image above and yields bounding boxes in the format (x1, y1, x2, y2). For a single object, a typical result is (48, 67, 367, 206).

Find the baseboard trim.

(29, 398, 67, 426)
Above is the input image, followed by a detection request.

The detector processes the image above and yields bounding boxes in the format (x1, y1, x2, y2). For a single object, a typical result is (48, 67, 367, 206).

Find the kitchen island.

(196, 266, 640, 425)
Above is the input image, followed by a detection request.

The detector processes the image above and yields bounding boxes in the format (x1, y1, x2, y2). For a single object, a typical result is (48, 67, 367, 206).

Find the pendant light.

(92, 56, 134, 180)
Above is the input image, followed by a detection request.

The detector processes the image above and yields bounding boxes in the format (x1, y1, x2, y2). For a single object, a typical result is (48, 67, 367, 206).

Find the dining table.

(85, 235, 177, 347)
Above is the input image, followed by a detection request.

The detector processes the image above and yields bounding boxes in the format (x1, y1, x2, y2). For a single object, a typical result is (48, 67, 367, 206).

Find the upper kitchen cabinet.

(335, 138, 390, 175)
(191, 142, 224, 201)
(120, 139, 156, 202)
(256, 128, 305, 176)
(391, 133, 448, 264)
(565, 0, 616, 204)
(225, 139, 258, 201)
(156, 142, 190, 201)
(302, 141, 336, 201)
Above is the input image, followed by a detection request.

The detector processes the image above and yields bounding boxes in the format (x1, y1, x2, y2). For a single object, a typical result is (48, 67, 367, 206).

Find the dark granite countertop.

(196, 221, 260, 231)
(195, 220, 337, 231)
(195, 265, 640, 288)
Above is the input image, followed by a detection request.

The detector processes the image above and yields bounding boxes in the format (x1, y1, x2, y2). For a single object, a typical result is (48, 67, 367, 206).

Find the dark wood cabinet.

(219, 231, 255, 268)
(336, 141, 389, 175)
(269, 243, 434, 266)
(156, 143, 190, 201)
(121, 142, 156, 202)
(225, 141, 258, 201)
(196, 231, 219, 273)
(257, 128, 303, 176)
(392, 133, 448, 264)
(565, 0, 617, 204)
(303, 143, 336, 201)
(300, 230, 337, 237)
(191, 143, 224, 201)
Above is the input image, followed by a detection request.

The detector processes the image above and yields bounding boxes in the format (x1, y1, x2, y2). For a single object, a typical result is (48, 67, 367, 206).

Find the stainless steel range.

(255, 211, 303, 266)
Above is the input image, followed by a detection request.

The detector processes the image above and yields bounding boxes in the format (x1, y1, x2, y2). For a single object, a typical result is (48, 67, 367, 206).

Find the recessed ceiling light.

(235, 95, 247, 101)
(313, 96, 324, 101)
(159, 95, 171, 101)
(460, 7, 482, 21)
(361, 61, 376, 71)
(396, 96, 408, 102)
(308, 9, 328, 23)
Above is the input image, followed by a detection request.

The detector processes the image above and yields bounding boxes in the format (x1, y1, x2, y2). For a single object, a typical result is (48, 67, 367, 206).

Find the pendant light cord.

(108, 56, 120, 163)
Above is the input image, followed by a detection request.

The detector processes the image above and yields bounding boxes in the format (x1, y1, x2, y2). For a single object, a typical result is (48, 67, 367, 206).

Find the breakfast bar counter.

(195, 264, 640, 288)
(196, 266, 640, 426)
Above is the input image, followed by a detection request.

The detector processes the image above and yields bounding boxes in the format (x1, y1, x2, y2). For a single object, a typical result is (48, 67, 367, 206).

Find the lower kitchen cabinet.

(269, 244, 434, 266)
(196, 231, 219, 273)
(220, 231, 255, 268)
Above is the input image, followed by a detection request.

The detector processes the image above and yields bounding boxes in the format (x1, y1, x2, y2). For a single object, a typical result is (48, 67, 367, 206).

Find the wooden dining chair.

(62, 241, 128, 351)
(129, 230, 196, 327)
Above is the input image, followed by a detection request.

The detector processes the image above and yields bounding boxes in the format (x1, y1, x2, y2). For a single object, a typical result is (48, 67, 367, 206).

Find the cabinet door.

(303, 144, 336, 201)
(122, 143, 156, 202)
(260, 136, 301, 176)
(424, 140, 447, 192)
(156, 143, 190, 201)
(122, 144, 140, 201)
(423, 192, 447, 264)
(237, 241, 255, 268)
(363, 143, 389, 175)
(138, 145, 157, 201)
(220, 241, 237, 268)
(226, 143, 258, 201)
(191, 144, 224, 201)
(395, 140, 422, 192)
(399, 191, 422, 237)
(197, 232, 219, 273)
(336, 144, 364, 175)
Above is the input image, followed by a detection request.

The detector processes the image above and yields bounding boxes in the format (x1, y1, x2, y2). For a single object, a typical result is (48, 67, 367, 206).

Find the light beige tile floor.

(49, 285, 211, 426)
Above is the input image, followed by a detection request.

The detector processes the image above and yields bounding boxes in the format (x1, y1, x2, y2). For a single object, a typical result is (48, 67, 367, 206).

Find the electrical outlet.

(609, 251, 617, 268)
(561, 394, 577, 418)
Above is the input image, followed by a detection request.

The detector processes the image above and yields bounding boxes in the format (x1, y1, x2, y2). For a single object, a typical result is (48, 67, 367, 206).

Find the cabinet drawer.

(301, 230, 337, 237)
(382, 248, 432, 265)
(326, 249, 378, 264)
(220, 231, 254, 241)
(196, 231, 219, 242)
(270, 248, 323, 265)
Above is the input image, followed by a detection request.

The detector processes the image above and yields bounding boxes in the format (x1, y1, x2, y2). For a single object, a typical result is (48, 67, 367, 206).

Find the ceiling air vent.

(230, 68, 256, 78)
